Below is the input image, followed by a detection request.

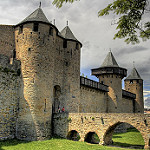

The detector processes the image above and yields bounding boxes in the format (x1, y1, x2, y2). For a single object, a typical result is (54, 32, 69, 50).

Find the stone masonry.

(0, 5, 149, 149)
(53, 113, 150, 149)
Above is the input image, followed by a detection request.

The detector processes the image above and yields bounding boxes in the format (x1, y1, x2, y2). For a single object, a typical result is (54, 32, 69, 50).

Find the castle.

(0, 6, 148, 148)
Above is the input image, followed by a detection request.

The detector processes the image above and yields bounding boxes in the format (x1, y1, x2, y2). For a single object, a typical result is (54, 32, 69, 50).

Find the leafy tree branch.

(53, 0, 150, 44)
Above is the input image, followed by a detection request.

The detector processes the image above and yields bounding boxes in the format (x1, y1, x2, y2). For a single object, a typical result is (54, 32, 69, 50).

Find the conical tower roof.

(60, 26, 77, 41)
(91, 51, 127, 78)
(16, 7, 50, 26)
(125, 67, 142, 80)
(101, 51, 119, 67)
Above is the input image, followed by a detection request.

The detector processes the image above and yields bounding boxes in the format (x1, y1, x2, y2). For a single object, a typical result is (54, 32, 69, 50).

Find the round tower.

(124, 67, 144, 113)
(91, 51, 127, 112)
(60, 25, 82, 113)
(14, 7, 58, 140)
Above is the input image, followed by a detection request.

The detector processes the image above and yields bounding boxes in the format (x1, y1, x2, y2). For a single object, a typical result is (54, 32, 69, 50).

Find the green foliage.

(52, 0, 150, 44)
(52, 0, 80, 8)
(99, 0, 150, 44)
(67, 117, 72, 123)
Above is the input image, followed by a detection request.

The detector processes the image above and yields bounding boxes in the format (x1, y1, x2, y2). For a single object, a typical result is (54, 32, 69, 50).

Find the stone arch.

(84, 131, 100, 144)
(103, 121, 145, 148)
(53, 85, 61, 113)
(67, 130, 80, 141)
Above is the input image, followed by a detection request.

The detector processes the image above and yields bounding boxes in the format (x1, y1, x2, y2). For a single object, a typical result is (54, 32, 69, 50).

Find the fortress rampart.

(0, 6, 148, 149)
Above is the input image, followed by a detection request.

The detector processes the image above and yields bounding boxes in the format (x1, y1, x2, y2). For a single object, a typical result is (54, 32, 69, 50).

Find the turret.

(124, 67, 144, 113)
(59, 25, 82, 113)
(91, 51, 127, 112)
(14, 6, 57, 140)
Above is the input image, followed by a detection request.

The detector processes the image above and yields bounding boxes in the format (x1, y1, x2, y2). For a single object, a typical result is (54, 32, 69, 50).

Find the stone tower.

(13, 6, 82, 140)
(124, 67, 144, 113)
(14, 7, 57, 140)
(91, 51, 127, 112)
(59, 25, 82, 113)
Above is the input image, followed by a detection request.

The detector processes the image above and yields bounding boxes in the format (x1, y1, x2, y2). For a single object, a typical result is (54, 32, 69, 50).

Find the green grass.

(0, 128, 144, 150)
(112, 128, 145, 149)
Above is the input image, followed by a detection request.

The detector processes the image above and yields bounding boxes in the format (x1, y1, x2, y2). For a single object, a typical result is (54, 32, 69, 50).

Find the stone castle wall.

(0, 55, 20, 140)
(80, 85, 108, 113)
(0, 25, 15, 58)
(121, 97, 134, 113)
(0, 12, 146, 145)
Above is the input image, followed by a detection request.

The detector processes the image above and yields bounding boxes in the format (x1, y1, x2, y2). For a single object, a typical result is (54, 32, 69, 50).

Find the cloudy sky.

(1, 0, 150, 108)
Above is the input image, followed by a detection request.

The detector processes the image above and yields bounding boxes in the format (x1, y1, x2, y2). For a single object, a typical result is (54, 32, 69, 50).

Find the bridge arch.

(67, 130, 80, 141)
(84, 131, 100, 144)
(103, 121, 145, 148)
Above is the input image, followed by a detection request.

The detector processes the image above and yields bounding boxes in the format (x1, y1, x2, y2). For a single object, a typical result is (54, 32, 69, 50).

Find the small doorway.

(53, 85, 61, 113)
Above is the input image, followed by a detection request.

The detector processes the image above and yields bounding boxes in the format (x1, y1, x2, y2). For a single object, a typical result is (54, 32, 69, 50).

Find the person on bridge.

(62, 107, 65, 112)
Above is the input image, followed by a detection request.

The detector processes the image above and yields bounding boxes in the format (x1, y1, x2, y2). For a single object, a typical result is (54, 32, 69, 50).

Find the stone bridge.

(53, 113, 150, 149)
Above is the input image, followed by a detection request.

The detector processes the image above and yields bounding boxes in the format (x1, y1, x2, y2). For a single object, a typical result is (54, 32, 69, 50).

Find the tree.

(53, 0, 150, 44)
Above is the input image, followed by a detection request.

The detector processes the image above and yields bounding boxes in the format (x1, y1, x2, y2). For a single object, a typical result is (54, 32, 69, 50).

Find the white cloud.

(0, 0, 149, 100)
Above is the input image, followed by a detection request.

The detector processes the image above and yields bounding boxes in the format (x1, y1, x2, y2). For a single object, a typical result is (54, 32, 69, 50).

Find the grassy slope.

(0, 128, 144, 150)
(113, 128, 144, 148)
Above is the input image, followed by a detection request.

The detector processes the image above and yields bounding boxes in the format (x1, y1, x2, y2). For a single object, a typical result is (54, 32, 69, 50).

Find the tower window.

(65, 61, 69, 66)
(130, 80, 133, 84)
(63, 40, 67, 48)
(19, 25, 23, 34)
(13, 49, 16, 58)
(76, 43, 79, 50)
(49, 27, 53, 36)
(33, 23, 39, 32)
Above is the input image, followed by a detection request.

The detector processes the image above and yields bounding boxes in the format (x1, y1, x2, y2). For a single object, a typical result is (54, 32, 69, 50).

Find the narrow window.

(76, 43, 79, 50)
(28, 48, 31, 51)
(130, 80, 133, 84)
(49, 27, 53, 36)
(13, 49, 16, 58)
(33, 23, 39, 32)
(65, 61, 69, 66)
(19, 25, 23, 34)
(71, 49, 72, 57)
(101, 117, 104, 124)
(63, 40, 67, 48)
(28, 48, 31, 54)
(44, 99, 46, 112)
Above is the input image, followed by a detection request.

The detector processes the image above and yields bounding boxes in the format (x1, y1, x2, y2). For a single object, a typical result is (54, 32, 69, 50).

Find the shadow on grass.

(113, 142, 144, 149)
(112, 136, 122, 139)
(127, 128, 139, 133)
(0, 138, 30, 150)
